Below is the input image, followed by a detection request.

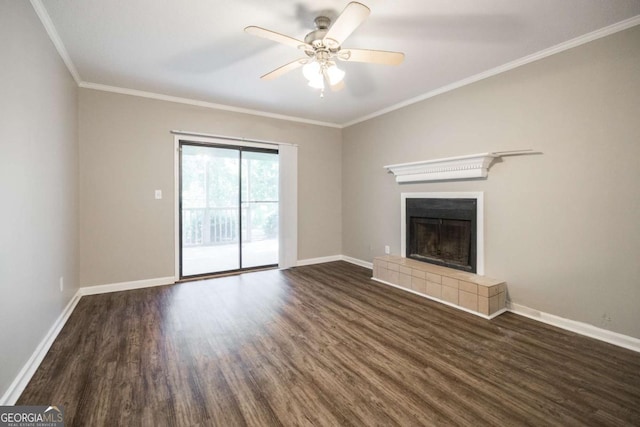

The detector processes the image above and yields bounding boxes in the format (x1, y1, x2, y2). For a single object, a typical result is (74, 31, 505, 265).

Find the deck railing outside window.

(183, 203, 277, 247)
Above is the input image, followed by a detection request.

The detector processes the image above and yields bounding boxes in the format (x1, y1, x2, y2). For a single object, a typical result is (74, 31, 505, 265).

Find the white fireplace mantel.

(384, 153, 497, 183)
(383, 150, 543, 183)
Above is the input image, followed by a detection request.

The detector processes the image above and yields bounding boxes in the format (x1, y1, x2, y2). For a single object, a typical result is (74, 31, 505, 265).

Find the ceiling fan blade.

(261, 58, 308, 80)
(323, 2, 370, 47)
(245, 26, 311, 51)
(339, 48, 405, 65)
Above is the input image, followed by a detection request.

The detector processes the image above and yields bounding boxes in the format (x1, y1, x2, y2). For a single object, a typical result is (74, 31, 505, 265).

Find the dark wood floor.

(19, 262, 640, 426)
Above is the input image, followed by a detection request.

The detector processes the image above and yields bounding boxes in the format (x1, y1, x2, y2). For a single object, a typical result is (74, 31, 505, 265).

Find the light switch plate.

(155, 190, 162, 199)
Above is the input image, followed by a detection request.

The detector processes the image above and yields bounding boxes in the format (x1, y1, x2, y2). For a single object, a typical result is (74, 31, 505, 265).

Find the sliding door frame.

(170, 130, 298, 282)
(174, 135, 280, 280)
(173, 131, 298, 282)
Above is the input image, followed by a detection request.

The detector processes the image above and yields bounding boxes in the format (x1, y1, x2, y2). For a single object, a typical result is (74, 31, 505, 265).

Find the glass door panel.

(241, 150, 279, 269)
(181, 144, 239, 276)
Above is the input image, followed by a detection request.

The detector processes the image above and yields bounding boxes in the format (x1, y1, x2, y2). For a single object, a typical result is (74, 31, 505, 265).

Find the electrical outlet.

(384, 245, 390, 254)
(59, 277, 64, 292)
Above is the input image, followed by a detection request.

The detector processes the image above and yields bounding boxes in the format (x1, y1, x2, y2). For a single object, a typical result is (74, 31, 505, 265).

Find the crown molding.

(30, 1, 341, 129)
(30, 0, 639, 131)
(78, 82, 342, 129)
(342, 15, 640, 128)
(30, 0, 81, 85)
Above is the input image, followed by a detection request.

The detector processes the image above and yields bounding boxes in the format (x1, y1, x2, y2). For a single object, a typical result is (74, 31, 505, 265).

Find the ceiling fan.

(245, 1, 404, 95)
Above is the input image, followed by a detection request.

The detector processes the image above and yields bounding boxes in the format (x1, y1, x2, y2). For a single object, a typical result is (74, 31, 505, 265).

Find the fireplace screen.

(409, 218, 472, 268)
(406, 198, 477, 273)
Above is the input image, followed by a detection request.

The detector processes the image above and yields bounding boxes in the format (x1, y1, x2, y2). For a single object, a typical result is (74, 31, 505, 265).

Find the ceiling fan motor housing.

(304, 16, 340, 51)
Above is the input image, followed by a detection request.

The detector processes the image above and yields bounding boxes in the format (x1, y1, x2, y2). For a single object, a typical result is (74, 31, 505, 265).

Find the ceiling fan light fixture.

(302, 61, 321, 82)
(326, 64, 345, 86)
(303, 60, 345, 92)
(304, 62, 325, 89)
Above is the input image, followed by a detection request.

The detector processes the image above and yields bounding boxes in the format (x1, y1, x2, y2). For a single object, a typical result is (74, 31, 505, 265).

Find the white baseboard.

(79, 276, 175, 296)
(0, 290, 82, 405)
(508, 302, 640, 353)
(340, 256, 373, 269)
(296, 255, 343, 267)
(296, 254, 373, 269)
(1, 276, 175, 404)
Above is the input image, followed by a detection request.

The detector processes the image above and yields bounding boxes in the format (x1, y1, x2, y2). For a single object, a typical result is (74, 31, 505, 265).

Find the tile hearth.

(373, 255, 507, 319)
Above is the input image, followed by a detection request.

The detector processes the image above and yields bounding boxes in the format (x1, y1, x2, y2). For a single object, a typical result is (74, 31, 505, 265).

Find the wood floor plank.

(17, 261, 640, 426)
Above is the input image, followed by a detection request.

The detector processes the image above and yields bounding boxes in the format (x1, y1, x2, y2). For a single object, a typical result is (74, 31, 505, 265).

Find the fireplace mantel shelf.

(384, 150, 536, 183)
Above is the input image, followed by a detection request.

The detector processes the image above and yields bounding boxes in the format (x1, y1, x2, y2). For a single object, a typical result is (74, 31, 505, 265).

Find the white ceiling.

(39, 0, 640, 127)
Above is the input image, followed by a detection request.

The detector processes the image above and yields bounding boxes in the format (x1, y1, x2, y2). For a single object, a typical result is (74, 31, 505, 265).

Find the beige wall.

(342, 26, 640, 338)
(78, 90, 342, 286)
(0, 2, 79, 398)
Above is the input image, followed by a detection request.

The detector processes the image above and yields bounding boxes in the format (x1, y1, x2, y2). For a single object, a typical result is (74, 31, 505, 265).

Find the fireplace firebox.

(406, 198, 477, 273)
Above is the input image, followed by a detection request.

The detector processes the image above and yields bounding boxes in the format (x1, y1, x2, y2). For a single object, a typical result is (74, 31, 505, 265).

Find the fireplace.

(405, 197, 477, 273)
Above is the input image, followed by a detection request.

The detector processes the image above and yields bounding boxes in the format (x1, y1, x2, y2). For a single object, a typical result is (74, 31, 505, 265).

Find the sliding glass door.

(180, 142, 278, 278)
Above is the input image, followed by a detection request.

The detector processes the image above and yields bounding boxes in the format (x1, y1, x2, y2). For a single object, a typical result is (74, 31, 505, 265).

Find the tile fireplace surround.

(373, 255, 507, 319)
